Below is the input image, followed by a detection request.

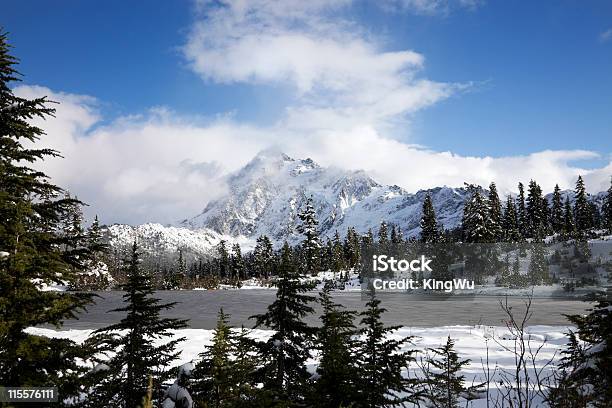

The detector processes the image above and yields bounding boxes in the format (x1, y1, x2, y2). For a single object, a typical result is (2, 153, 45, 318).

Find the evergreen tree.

(603, 177, 612, 233)
(422, 336, 472, 408)
(563, 197, 576, 239)
(517, 182, 527, 237)
(462, 186, 493, 243)
(354, 291, 418, 407)
(86, 242, 188, 407)
(551, 184, 564, 234)
(311, 281, 359, 407)
(502, 196, 521, 242)
(192, 309, 258, 407)
(297, 196, 321, 275)
(528, 235, 550, 285)
(231, 243, 245, 281)
(331, 230, 345, 275)
(253, 235, 274, 278)
(552, 296, 612, 407)
(574, 175, 593, 234)
(217, 240, 230, 278)
(0, 31, 98, 401)
(526, 180, 544, 238)
(343, 226, 361, 271)
(362, 228, 375, 252)
(378, 221, 389, 249)
(420, 193, 440, 244)
(250, 242, 316, 404)
(488, 182, 503, 241)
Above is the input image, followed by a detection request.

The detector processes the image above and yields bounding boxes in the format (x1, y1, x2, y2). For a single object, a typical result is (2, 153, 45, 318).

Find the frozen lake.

(61, 290, 593, 329)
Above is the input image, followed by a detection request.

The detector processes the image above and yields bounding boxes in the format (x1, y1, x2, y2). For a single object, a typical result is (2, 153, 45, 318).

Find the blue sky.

(4, 0, 612, 223)
(5, 0, 612, 157)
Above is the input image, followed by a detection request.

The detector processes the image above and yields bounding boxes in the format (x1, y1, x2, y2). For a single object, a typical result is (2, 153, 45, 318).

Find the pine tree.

(362, 228, 375, 252)
(528, 235, 550, 285)
(217, 240, 230, 278)
(526, 180, 544, 238)
(331, 230, 345, 275)
(0, 31, 98, 401)
(563, 197, 576, 239)
(250, 242, 316, 404)
(502, 196, 521, 242)
(420, 193, 440, 243)
(378, 221, 389, 250)
(354, 291, 418, 407)
(192, 308, 258, 407)
(517, 182, 527, 237)
(422, 336, 472, 408)
(603, 177, 612, 233)
(85, 242, 188, 407)
(253, 235, 274, 278)
(552, 296, 612, 407)
(297, 196, 321, 275)
(343, 226, 361, 271)
(551, 184, 564, 234)
(574, 175, 593, 235)
(231, 243, 245, 281)
(311, 281, 359, 407)
(462, 186, 493, 243)
(488, 182, 503, 241)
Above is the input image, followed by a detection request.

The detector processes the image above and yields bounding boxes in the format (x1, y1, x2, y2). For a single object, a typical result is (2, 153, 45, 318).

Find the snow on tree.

(563, 196, 577, 239)
(253, 234, 274, 278)
(250, 242, 316, 404)
(462, 185, 493, 243)
(603, 177, 612, 233)
(378, 220, 389, 249)
(551, 184, 564, 234)
(488, 182, 503, 241)
(502, 196, 522, 243)
(85, 242, 188, 408)
(230, 243, 245, 281)
(420, 193, 440, 244)
(526, 179, 545, 238)
(297, 196, 321, 275)
(517, 182, 528, 238)
(574, 175, 593, 235)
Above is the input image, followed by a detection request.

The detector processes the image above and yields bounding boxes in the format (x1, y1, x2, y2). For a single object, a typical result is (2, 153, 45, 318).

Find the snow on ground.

(27, 324, 571, 407)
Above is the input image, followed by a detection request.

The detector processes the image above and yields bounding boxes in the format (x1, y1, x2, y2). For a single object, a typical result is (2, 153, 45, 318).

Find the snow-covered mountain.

(180, 150, 470, 243)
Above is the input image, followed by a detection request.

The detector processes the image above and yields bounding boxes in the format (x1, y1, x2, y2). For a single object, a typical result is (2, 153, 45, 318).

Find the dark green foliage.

(231, 243, 245, 281)
(551, 184, 564, 234)
(330, 230, 345, 273)
(0, 30, 96, 402)
(574, 175, 593, 234)
(253, 235, 274, 279)
(551, 296, 612, 407)
(420, 193, 440, 244)
(250, 242, 316, 405)
(502, 196, 522, 242)
(354, 291, 418, 407)
(488, 182, 503, 241)
(297, 197, 321, 275)
(192, 309, 259, 407)
(311, 281, 359, 407)
(517, 182, 527, 237)
(422, 336, 472, 408)
(462, 185, 493, 243)
(563, 197, 576, 239)
(604, 177, 612, 233)
(378, 221, 389, 249)
(526, 179, 545, 238)
(85, 242, 188, 408)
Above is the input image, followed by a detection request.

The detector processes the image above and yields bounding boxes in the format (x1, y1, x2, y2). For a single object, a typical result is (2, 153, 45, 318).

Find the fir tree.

(422, 336, 472, 408)
(603, 177, 612, 233)
(0, 31, 98, 401)
(528, 235, 550, 285)
(517, 182, 527, 237)
(311, 281, 359, 407)
(86, 242, 188, 407)
(462, 185, 493, 243)
(378, 221, 389, 250)
(526, 180, 544, 238)
(354, 291, 418, 407)
(551, 184, 564, 234)
(231, 243, 245, 281)
(362, 228, 375, 252)
(331, 230, 345, 275)
(553, 296, 612, 407)
(502, 196, 521, 242)
(217, 240, 230, 278)
(488, 182, 503, 241)
(563, 197, 576, 239)
(297, 196, 321, 275)
(250, 242, 316, 404)
(420, 193, 440, 244)
(192, 308, 258, 407)
(253, 235, 274, 278)
(574, 175, 593, 234)
(343, 226, 361, 271)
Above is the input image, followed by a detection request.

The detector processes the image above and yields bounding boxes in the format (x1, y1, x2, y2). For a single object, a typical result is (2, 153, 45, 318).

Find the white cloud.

(380, 0, 485, 15)
(600, 28, 612, 43)
(14, 85, 611, 227)
(183, 0, 458, 133)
